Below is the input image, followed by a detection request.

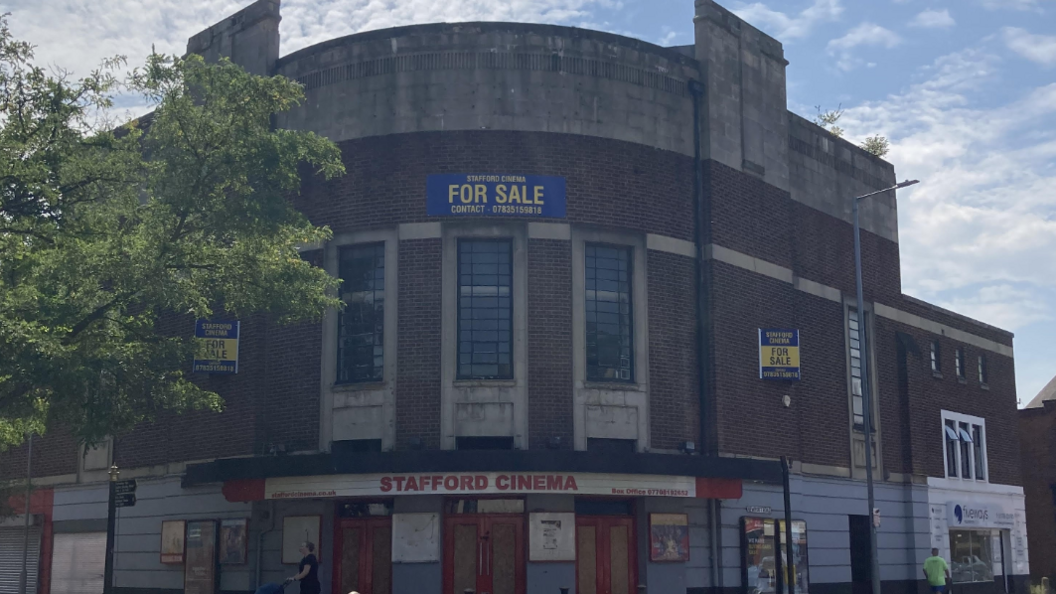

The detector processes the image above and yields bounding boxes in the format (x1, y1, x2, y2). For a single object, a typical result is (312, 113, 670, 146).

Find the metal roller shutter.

(51, 532, 105, 594)
(0, 525, 42, 594)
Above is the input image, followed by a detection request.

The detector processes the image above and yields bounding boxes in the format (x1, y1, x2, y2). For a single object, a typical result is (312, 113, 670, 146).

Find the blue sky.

(3, 0, 1054, 402)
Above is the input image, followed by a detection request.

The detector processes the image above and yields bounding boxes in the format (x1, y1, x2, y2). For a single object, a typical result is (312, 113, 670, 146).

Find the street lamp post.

(853, 178, 919, 594)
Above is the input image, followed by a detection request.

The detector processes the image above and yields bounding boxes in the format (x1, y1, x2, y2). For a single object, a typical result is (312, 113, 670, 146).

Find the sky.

(2, 0, 1054, 403)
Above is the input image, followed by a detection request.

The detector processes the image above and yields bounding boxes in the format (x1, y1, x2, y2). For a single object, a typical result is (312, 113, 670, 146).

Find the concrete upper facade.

(186, 0, 900, 242)
(274, 22, 699, 157)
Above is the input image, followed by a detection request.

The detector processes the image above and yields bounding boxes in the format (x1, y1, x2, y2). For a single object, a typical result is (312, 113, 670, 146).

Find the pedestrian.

(289, 541, 321, 594)
(923, 548, 951, 593)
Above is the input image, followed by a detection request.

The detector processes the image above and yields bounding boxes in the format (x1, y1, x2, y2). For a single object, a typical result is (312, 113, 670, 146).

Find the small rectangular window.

(585, 244, 634, 382)
(945, 420, 959, 478)
(978, 355, 988, 385)
(931, 341, 942, 373)
(457, 239, 513, 379)
(955, 348, 965, 379)
(959, 422, 973, 479)
(337, 243, 385, 384)
(972, 425, 986, 480)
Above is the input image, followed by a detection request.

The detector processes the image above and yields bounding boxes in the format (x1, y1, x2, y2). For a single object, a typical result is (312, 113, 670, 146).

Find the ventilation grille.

(294, 51, 688, 96)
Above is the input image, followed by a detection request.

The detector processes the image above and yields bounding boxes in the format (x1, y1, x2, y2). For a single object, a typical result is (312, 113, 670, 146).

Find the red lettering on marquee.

(406, 477, 419, 491)
(381, 477, 392, 492)
(547, 476, 562, 490)
(475, 476, 488, 490)
(565, 476, 578, 491)
(460, 476, 473, 490)
(533, 476, 545, 490)
(497, 475, 510, 490)
(516, 475, 531, 490)
(394, 477, 406, 491)
(432, 476, 442, 491)
(445, 476, 459, 490)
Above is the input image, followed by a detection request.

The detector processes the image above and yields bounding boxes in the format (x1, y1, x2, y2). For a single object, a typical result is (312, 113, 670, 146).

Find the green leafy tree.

(0, 18, 344, 450)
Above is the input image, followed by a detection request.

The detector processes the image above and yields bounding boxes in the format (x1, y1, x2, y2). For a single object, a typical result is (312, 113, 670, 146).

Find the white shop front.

(926, 479, 1028, 591)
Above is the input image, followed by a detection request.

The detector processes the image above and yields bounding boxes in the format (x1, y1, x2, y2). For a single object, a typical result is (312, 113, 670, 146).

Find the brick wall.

(647, 250, 700, 450)
(0, 130, 1020, 484)
(527, 239, 574, 450)
(296, 131, 696, 241)
(710, 262, 850, 467)
(0, 430, 77, 480)
(1020, 405, 1056, 580)
(395, 239, 443, 450)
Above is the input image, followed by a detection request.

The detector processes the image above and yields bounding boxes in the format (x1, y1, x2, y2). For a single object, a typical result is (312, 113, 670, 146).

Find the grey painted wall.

(687, 475, 931, 590)
(528, 562, 576, 593)
(102, 477, 253, 591)
(393, 562, 441, 594)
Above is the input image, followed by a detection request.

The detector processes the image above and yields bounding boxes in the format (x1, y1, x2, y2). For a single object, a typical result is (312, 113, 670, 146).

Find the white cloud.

(1, 0, 615, 82)
(1002, 27, 1056, 65)
(909, 8, 956, 28)
(838, 48, 1056, 312)
(730, 0, 843, 40)
(979, 0, 1052, 10)
(937, 285, 1052, 330)
(827, 22, 902, 70)
(828, 22, 903, 51)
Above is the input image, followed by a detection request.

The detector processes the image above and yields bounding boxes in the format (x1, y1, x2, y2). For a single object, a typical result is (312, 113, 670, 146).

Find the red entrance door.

(444, 515, 525, 594)
(333, 517, 392, 594)
(576, 516, 638, 594)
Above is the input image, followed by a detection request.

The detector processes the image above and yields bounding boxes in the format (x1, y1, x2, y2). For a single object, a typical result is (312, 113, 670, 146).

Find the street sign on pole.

(114, 479, 137, 508)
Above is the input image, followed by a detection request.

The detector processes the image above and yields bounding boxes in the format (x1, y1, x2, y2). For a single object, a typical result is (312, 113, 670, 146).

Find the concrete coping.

(276, 21, 702, 70)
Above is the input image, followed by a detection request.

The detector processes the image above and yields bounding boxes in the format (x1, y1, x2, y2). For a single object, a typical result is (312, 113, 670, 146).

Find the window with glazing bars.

(337, 243, 385, 383)
(458, 239, 512, 379)
(931, 340, 942, 373)
(944, 420, 959, 478)
(955, 348, 965, 379)
(848, 308, 871, 430)
(978, 355, 989, 385)
(586, 244, 634, 382)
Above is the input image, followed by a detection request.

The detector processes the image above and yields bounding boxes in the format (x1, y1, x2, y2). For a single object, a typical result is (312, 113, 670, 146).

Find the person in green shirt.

(923, 548, 951, 592)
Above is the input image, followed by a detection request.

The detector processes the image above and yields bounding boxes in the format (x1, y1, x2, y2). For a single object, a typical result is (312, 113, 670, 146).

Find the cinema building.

(0, 1, 1029, 593)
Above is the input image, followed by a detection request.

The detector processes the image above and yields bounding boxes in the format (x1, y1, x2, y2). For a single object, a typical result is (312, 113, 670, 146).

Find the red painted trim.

(221, 479, 265, 502)
(332, 515, 393, 594)
(576, 515, 638, 594)
(695, 477, 743, 499)
(443, 514, 526, 594)
(7, 488, 54, 594)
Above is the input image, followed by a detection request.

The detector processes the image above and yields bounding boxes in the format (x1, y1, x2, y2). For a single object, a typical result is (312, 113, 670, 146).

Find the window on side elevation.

(978, 354, 989, 385)
(931, 340, 942, 374)
(585, 243, 634, 382)
(336, 243, 385, 383)
(942, 411, 987, 482)
(458, 239, 513, 379)
(848, 307, 872, 431)
(955, 348, 965, 380)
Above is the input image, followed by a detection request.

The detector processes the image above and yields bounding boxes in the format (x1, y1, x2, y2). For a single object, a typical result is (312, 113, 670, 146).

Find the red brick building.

(1018, 378, 1056, 583)
(0, 1, 1026, 593)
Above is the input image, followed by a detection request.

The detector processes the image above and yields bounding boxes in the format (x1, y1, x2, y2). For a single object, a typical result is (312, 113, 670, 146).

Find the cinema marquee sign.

(263, 472, 719, 500)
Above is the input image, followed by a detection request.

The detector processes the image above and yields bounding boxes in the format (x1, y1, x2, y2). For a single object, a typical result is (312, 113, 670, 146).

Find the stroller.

(254, 578, 293, 594)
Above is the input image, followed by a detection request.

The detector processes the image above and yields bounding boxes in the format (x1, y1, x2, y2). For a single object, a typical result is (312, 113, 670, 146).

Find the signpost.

(115, 479, 137, 508)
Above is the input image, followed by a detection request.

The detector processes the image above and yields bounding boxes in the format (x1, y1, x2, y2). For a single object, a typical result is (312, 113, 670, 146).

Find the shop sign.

(265, 472, 703, 500)
(759, 329, 800, 381)
(426, 174, 567, 218)
(948, 501, 1015, 529)
(193, 320, 239, 374)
